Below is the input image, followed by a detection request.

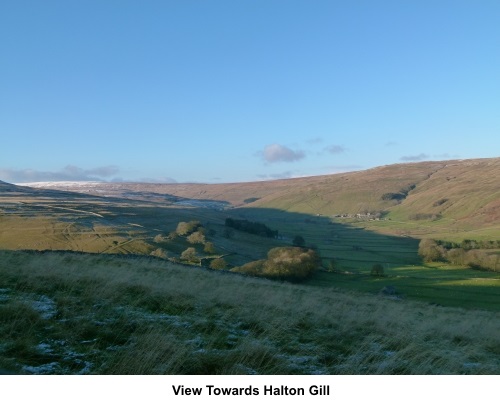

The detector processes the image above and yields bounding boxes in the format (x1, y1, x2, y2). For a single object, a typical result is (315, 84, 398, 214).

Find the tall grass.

(0, 250, 499, 374)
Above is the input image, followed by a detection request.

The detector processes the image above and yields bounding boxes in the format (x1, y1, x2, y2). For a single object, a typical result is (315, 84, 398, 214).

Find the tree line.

(225, 218, 278, 238)
(418, 239, 500, 272)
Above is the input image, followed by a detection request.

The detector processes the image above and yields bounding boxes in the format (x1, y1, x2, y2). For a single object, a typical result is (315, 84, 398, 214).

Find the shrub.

(232, 247, 319, 281)
(187, 231, 206, 245)
(209, 258, 227, 270)
(176, 221, 201, 236)
(371, 264, 384, 277)
(180, 247, 198, 263)
(153, 234, 166, 243)
(150, 248, 168, 259)
(243, 197, 260, 204)
(409, 213, 442, 221)
(381, 192, 406, 201)
(418, 239, 444, 262)
(292, 235, 305, 247)
(326, 259, 337, 272)
(433, 198, 449, 207)
(203, 242, 216, 254)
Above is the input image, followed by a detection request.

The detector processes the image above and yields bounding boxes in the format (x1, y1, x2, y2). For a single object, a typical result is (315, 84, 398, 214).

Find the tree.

(176, 221, 201, 236)
(326, 258, 337, 272)
(209, 258, 227, 270)
(150, 248, 168, 259)
(418, 239, 444, 262)
(187, 231, 205, 244)
(292, 235, 305, 247)
(371, 263, 384, 277)
(204, 242, 216, 254)
(232, 247, 319, 281)
(153, 234, 165, 243)
(180, 247, 198, 263)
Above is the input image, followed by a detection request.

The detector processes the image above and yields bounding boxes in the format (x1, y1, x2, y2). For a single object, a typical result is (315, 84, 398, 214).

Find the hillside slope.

(23, 158, 498, 232)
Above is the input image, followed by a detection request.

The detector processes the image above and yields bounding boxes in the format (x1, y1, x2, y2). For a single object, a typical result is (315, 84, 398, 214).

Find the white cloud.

(260, 144, 305, 163)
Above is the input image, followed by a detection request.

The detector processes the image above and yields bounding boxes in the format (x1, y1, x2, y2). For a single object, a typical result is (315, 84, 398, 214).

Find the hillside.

(1, 250, 499, 374)
(2, 158, 499, 310)
(21, 158, 500, 240)
(1, 160, 499, 380)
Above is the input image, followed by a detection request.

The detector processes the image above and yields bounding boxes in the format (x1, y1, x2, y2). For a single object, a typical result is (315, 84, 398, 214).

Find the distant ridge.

(7, 158, 500, 232)
(0, 179, 24, 192)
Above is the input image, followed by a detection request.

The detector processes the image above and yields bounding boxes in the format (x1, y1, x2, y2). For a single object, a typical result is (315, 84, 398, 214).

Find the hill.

(1, 161, 499, 375)
(1, 250, 499, 374)
(2, 158, 498, 311)
(21, 158, 499, 240)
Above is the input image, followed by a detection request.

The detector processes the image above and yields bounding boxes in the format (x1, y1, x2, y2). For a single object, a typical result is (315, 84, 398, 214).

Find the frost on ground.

(0, 288, 11, 303)
(28, 294, 57, 319)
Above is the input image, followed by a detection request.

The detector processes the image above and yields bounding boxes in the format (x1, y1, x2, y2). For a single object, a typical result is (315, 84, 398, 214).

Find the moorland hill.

(21, 158, 499, 239)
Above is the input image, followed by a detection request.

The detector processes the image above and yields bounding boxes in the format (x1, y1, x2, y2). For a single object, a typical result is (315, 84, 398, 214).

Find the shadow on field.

(228, 206, 422, 271)
(0, 183, 423, 270)
(3, 184, 499, 310)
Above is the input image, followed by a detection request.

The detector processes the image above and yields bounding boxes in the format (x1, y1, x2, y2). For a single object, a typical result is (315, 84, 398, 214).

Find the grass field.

(1, 250, 499, 374)
(1, 182, 498, 313)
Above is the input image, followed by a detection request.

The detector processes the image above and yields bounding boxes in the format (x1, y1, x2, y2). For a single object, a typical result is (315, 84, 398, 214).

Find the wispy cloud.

(323, 145, 345, 154)
(433, 153, 460, 159)
(322, 165, 363, 173)
(400, 153, 429, 162)
(136, 176, 177, 184)
(306, 137, 324, 144)
(259, 144, 305, 163)
(257, 171, 293, 180)
(385, 141, 398, 147)
(0, 165, 120, 183)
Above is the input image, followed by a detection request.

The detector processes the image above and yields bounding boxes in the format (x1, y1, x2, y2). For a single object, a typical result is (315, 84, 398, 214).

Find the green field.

(1, 181, 499, 312)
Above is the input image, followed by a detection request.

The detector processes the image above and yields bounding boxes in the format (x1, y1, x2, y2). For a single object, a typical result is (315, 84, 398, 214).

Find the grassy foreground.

(1, 250, 499, 374)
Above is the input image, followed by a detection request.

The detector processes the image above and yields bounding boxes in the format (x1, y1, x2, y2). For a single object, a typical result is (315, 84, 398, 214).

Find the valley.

(1, 157, 499, 374)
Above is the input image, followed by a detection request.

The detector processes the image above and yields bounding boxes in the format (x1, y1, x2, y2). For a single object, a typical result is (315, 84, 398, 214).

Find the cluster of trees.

(418, 238, 500, 272)
(152, 220, 221, 265)
(176, 220, 201, 236)
(381, 184, 416, 202)
(436, 239, 500, 250)
(381, 192, 406, 201)
(409, 213, 442, 221)
(225, 218, 278, 238)
(179, 247, 226, 269)
(232, 247, 319, 281)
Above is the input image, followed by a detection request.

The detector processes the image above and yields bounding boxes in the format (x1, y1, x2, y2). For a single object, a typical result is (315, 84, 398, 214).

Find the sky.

(1, 0, 499, 184)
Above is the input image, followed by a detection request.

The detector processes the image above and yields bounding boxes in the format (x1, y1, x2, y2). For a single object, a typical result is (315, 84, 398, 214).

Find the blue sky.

(1, 1, 499, 183)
